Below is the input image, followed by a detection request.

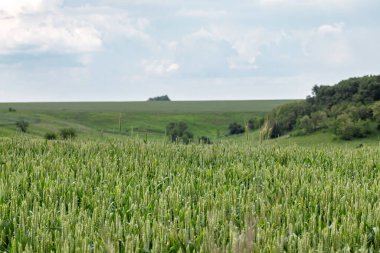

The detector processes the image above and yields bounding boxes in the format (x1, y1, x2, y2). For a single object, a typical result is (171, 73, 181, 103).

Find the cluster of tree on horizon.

(262, 75, 380, 140)
(148, 95, 171, 101)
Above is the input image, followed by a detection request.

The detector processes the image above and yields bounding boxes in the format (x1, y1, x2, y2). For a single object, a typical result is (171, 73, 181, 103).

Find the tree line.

(262, 75, 380, 140)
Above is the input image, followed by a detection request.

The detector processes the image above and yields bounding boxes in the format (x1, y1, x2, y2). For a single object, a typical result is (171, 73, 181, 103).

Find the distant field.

(0, 100, 295, 140)
(0, 100, 295, 113)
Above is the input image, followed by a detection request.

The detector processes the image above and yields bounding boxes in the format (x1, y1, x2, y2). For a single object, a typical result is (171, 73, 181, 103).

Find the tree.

(148, 95, 171, 101)
(16, 120, 29, 133)
(332, 114, 372, 140)
(60, 128, 77, 140)
(298, 115, 313, 134)
(310, 111, 328, 130)
(372, 101, 380, 128)
(166, 122, 193, 144)
(228, 122, 245, 135)
(332, 114, 356, 140)
(247, 117, 264, 130)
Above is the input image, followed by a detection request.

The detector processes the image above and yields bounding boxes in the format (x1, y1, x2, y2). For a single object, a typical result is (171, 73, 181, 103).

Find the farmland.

(0, 100, 293, 140)
(1, 100, 380, 252)
(1, 139, 380, 252)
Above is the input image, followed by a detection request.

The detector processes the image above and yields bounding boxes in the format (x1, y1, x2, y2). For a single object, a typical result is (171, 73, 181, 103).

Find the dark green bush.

(247, 117, 264, 130)
(60, 128, 77, 140)
(198, 136, 212, 144)
(332, 114, 372, 140)
(16, 120, 29, 133)
(228, 122, 245, 135)
(45, 132, 57, 140)
(166, 122, 193, 144)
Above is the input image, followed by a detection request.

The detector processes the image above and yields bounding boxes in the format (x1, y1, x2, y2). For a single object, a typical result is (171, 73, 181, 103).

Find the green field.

(0, 100, 292, 113)
(1, 139, 380, 252)
(1, 100, 380, 252)
(0, 100, 293, 141)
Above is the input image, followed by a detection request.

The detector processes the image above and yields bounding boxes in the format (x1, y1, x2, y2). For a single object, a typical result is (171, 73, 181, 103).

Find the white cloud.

(143, 60, 180, 75)
(298, 22, 352, 66)
(259, 0, 357, 9)
(0, 0, 62, 16)
(0, 1, 150, 55)
(318, 22, 344, 34)
(0, 14, 102, 54)
(0, 1, 101, 54)
(194, 26, 283, 70)
(177, 9, 227, 19)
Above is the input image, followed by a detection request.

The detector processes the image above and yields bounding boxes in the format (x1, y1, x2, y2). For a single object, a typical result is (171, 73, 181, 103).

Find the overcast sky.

(0, 0, 379, 101)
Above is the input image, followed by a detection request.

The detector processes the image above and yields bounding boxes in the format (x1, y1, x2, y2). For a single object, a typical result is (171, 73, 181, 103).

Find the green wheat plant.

(0, 138, 379, 252)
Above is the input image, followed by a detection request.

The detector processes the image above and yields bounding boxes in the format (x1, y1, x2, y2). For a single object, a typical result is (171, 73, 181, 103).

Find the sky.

(0, 0, 379, 102)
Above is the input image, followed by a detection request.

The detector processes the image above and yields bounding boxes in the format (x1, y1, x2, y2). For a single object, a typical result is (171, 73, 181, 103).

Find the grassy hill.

(0, 100, 294, 140)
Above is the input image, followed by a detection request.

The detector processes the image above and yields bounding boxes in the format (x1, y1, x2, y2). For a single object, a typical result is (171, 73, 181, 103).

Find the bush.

(332, 114, 372, 140)
(60, 128, 77, 140)
(247, 117, 264, 130)
(8, 107, 16, 112)
(310, 111, 328, 130)
(228, 123, 245, 135)
(297, 115, 314, 134)
(16, 120, 29, 133)
(372, 101, 380, 125)
(198, 136, 212, 144)
(166, 122, 193, 144)
(45, 132, 57, 140)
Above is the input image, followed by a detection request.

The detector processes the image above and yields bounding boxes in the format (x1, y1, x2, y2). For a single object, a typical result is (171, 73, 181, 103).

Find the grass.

(0, 100, 293, 140)
(0, 138, 379, 252)
(0, 100, 294, 113)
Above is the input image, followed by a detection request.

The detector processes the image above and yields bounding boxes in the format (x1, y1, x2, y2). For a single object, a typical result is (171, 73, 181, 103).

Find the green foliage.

(267, 75, 380, 140)
(166, 122, 193, 144)
(8, 107, 16, 112)
(310, 110, 328, 130)
(60, 128, 77, 140)
(148, 95, 171, 101)
(266, 101, 311, 137)
(372, 101, 380, 128)
(332, 114, 372, 140)
(198, 136, 212, 144)
(15, 120, 29, 133)
(247, 117, 264, 130)
(298, 115, 314, 134)
(1, 139, 380, 252)
(309, 75, 380, 108)
(44, 132, 57, 140)
(228, 122, 245, 135)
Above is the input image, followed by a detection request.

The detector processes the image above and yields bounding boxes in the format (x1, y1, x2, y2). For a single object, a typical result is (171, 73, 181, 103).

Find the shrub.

(8, 107, 16, 112)
(297, 115, 314, 134)
(310, 111, 328, 130)
(332, 114, 372, 140)
(16, 120, 29, 133)
(372, 101, 380, 126)
(198, 136, 212, 144)
(166, 122, 193, 144)
(228, 123, 245, 135)
(60, 128, 77, 140)
(45, 132, 57, 140)
(247, 117, 264, 130)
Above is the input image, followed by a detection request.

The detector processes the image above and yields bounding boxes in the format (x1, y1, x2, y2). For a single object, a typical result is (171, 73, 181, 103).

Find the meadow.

(0, 100, 293, 141)
(0, 138, 379, 252)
